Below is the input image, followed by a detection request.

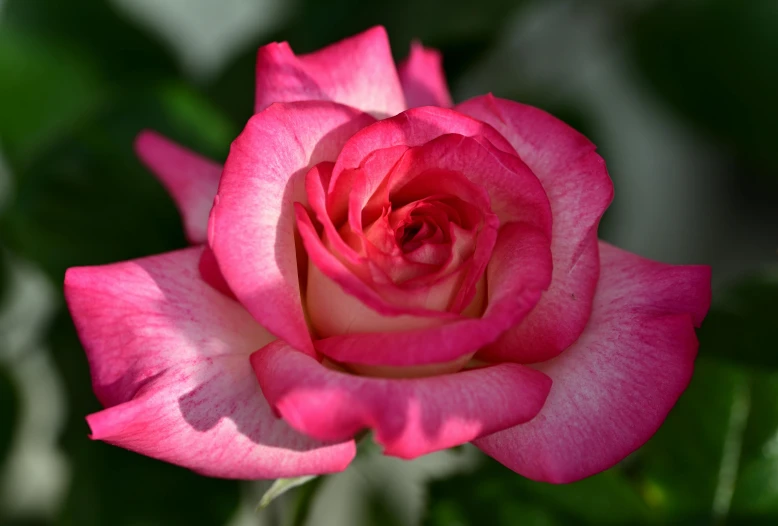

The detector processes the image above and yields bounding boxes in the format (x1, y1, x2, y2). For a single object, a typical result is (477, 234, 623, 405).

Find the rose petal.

(134, 130, 221, 244)
(398, 42, 453, 108)
(457, 94, 614, 363)
(314, 222, 552, 366)
(475, 241, 711, 483)
(309, 155, 406, 273)
(329, 106, 517, 222)
(303, 163, 495, 316)
(65, 247, 355, 478)
(321, 131, 551, 321)
(198, 246, 236, 300)
(306, 258, 452, 338)
(347, 167, 500, 312)
(209, 101, 375, 355)
(386, 133, 551, 231)
(297, 203, 456, 325)
(255, 26, 406, 118)
(252, 340, 552, 459)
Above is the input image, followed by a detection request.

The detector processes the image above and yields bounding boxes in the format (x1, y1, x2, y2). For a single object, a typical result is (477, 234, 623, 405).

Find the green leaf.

(258, 475, 318, 511)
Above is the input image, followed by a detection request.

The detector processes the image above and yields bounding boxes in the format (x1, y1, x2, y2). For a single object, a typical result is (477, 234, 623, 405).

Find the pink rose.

(65, 27, 711, 483)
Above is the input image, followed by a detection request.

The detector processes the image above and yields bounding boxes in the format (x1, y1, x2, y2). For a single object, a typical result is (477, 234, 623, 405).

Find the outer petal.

(475, 242, 711, 483)
(209, 101, 375, 355)
(398, 42, 453, 108)
(457, 95, 614, 363)
(65, 247, 355, 478)
(255, 26, 406, 118)
(253, 340, 552, 459)
(135, 131, 222, 244)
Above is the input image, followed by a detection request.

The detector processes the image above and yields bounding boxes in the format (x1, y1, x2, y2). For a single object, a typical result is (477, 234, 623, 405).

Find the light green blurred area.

(0, 0, 776, 525)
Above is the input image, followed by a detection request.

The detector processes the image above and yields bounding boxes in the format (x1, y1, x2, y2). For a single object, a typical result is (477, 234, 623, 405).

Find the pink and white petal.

(338, 145, 411, 230)
(398, 42, 453, 108)
(209, 101, 375, 355)
(446, 218, 498, 314)
(339, 150, 505, 314)
(297, 203, 456, 327)
(475, 242, 711, 483)
(86, 354, 355, 479)
(255, 26, 406, 118)
(329, 106, 517, 221)
(65, 247, 355, 478)
(457, 94, 615, 363)
(253, 341, 552, 459)
(65, 247, 268, 404)
(314, 222, 552, 367)
(336, 133, 550, 313)
(306, 161, 376, 272)
(387, 134, 551, 232)
(306, 260, 449, 338)
(135, 131, 222, 244)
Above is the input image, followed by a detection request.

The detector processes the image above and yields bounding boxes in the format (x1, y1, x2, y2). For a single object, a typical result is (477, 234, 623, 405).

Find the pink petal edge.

(328, 105, 518, 224)
(475, 241, 711, 483)
(65, 247, 355, 478)
(398, 41, 453, 109)
(457, 95, 614, 364)
(255, 26, 406, 118)
(253, 340, 552, 459)
(313, 222, 552, 367)
(134, 131, 222, 244)
(209, 101, 376, 355)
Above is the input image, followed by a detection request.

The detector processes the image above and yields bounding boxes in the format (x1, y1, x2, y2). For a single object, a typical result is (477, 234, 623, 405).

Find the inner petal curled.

(292, 110, 553, 376)
(303, 157, 497, 328)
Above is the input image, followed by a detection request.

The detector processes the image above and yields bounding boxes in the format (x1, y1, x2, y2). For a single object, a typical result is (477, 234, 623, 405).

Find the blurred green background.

(0, 0, 777, 524)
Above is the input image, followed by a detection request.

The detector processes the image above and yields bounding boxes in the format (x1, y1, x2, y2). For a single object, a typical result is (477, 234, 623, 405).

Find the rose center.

(398, 222, 422, 244)
(396, 219, 435, 252)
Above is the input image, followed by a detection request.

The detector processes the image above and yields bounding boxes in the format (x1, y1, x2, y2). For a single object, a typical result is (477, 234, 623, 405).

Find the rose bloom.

(65, 27, 711, 483)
